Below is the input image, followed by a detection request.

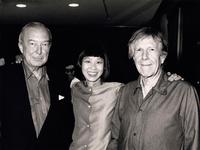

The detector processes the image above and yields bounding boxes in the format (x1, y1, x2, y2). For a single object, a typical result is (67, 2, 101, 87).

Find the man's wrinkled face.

(18, 27, 51, 70)
(130, 36, 167, 78)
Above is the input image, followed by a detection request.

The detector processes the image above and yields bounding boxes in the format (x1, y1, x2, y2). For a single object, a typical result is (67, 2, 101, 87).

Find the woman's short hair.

(128, 27, 168, 59)
(76, 42, 110, 82)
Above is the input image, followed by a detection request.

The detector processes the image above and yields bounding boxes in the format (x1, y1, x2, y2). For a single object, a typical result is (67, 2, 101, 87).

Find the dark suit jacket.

(0, 63, 74, 150)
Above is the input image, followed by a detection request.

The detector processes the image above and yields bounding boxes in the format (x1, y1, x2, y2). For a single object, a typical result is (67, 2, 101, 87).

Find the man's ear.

(18, 41, 23, 53)
(160, 51, 168, 64)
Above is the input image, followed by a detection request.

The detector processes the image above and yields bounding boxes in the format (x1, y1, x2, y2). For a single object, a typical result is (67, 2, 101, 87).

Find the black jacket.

(0, 63, 74, 150)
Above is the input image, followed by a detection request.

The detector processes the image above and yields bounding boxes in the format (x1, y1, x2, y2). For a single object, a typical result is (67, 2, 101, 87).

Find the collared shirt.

(23, 62, 50, 137)
(107, 72, 200, 150)
(70, 82, 123, 150)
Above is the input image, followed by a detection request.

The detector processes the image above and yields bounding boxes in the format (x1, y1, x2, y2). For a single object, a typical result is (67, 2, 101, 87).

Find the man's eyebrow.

(43, 40, 51, 42)
(27, 39, 35, 42)
(27, 39, 50, 42)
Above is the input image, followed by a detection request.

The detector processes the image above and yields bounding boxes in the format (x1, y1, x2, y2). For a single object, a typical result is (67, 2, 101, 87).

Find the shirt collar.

(134, 71, 169, 95)
(22, 61, 49, 81)
(152, 71, 169, 95)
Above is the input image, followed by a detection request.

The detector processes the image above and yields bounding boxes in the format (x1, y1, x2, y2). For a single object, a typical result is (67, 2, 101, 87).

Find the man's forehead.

(24, 27, 50, 40)
(135, 36, 162, 46)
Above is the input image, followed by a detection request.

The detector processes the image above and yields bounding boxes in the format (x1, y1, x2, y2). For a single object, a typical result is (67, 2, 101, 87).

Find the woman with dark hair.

(69, 42, 124, 150)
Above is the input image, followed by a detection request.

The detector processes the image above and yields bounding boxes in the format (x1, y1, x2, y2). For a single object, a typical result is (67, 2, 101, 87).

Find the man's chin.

(31, 62, 46, 67)
(141, 73, 153, 78)
(33, 59, 47, 65)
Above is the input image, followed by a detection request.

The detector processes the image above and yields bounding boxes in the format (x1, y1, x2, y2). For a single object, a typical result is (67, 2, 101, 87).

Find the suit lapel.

(18, 64, 38, 137)
(37, 70, 59, 138)
(5, 64, 37, 138)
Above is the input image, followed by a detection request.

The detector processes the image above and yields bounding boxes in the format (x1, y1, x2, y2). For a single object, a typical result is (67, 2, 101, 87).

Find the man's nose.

(36, 45, 42, 54)
(142, 50, 148, 60)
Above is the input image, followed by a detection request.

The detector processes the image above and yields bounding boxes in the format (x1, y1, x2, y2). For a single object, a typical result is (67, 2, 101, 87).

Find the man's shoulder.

(0, 63, 25, 88)
(0, 63, 23, 76)
(0, 63, 25, 91)
(117, 80, 138, 96)
(1, 63, 22, 71)
(169, 79, 197, 92)
(124, 80, 138, 89)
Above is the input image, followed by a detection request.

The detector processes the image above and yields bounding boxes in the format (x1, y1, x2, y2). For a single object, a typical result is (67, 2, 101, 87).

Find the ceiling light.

(68, 3, 79, 7)
(16, 3, 27, 8)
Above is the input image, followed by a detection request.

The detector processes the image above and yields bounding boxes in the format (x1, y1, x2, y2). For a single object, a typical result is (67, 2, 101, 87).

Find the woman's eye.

(136, 48, 141, 51)
(84, 60, 90, 63)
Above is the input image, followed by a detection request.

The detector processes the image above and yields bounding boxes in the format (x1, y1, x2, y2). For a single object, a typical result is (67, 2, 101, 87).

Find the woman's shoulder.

(70, 77, 80, 88)
(103, 82, 124, 88)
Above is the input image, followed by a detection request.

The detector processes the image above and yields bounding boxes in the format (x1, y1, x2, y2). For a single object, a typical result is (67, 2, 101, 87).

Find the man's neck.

(140, 69, 162, 98)
(32, 67, 43, 80)
(23, 61, 44, 80)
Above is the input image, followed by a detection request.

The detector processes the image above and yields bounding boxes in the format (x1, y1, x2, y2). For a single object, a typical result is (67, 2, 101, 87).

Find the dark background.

(0, 1, 200, 94)
(0, 25, 138, 83)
